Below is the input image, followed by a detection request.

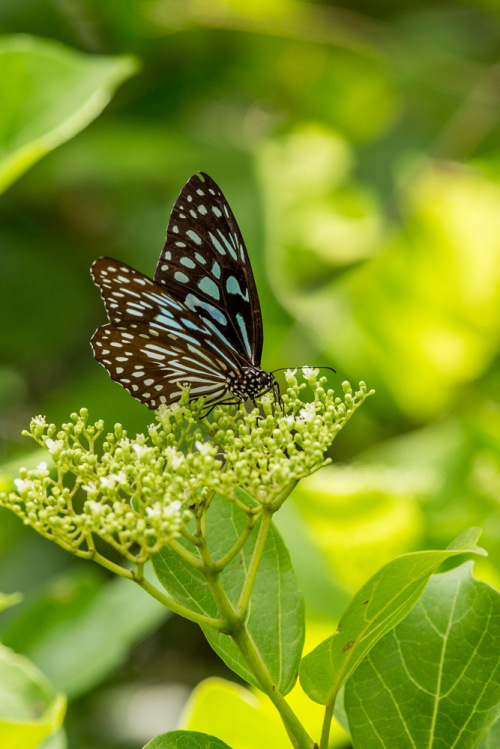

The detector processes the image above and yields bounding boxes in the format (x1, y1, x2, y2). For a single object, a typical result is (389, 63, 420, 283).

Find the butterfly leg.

(200, 398, 242, 419)
(274, 382, 284, 415)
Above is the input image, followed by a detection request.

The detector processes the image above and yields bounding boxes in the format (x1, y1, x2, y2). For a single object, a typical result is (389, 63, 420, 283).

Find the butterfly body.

(226, 366, 276, 401)
(91, 172, 278, 411)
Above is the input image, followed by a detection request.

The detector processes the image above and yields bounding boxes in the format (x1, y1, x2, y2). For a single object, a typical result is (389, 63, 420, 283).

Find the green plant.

(1, 372, 498, 749)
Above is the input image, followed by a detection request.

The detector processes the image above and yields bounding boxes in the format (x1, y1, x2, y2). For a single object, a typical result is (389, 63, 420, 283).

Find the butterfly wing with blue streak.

(153, 172, 263, 367)
(91, 258, 240, 408)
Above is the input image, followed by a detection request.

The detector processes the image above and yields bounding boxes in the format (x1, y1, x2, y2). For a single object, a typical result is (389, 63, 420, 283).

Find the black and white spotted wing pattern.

(91, 173, 276, 411)
(154, 172, 263, 366)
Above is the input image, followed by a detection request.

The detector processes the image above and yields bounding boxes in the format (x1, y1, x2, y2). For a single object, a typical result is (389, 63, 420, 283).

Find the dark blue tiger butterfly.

(91, 172, 280, 412)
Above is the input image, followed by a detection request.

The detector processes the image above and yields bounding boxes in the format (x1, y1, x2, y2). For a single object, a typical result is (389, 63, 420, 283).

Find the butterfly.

(91, 172, 280, 412)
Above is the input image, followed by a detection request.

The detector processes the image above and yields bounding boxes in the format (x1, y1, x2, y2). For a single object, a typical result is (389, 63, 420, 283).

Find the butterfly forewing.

(153, 172, 263, 366)
(91, 172, 275, 411)
(91, 258, 242, 409)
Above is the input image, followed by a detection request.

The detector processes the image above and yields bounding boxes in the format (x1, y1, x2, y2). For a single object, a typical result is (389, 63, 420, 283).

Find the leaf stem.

(198, 538, 240, 630)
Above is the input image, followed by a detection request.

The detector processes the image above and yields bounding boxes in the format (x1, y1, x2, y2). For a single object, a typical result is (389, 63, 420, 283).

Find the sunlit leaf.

(0, 35, 138, 194)
(478, 717, 500, 748)
(299, 528, 486, 704)
(181, 678, 291, 749)
(291, 464, 427, 592)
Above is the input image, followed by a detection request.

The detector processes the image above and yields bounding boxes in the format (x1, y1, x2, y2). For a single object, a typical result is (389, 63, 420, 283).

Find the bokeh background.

(1, 1, 500, 747)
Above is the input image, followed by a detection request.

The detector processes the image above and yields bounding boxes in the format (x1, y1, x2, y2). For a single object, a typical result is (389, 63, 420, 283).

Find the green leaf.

(0, 35, 138, 194)
(2, 567, 167, 698)
(299, 528, 486, 704)
(0, 644, 66, 748)
(344, 562, 500, 748)
(478, 718, 500, 748)
(143, 729, 232, 748)
(0, 592, 22, 614)
(153, 495, 304, 694)
(181, 677, 294, 749)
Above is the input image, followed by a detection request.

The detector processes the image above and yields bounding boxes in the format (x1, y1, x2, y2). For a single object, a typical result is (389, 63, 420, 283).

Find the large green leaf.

(0, 35, 138, 194)
(153, 495, 304, 695)
(0, 644, 66, 748)
(300, 528, 485, 704)
(143, 730, 232, 748)
(344, 562, 500, 748)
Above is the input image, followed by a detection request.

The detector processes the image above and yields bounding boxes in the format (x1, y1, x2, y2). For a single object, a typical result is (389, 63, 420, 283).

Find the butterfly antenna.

(271, 366, 336, 374)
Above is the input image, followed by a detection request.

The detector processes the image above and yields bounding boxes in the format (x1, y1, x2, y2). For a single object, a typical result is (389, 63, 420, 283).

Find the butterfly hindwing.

(153, 172, 263, 367)
(91, 322, 232, 409)
(91, 258, 242, 409)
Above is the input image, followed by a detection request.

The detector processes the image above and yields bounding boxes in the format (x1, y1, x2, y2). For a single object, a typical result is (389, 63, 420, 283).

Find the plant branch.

(133, 575, 225, 630)
(196, 518, 313, 748)
(236, 508, 273, 616)
(84, 549, 135, 579)
(270, 479, 299, 511)
(180, 524, 202, 547)
(168, 537, 203, 569)
(320, 700, 335, 749)
(232, 626, 314, 749)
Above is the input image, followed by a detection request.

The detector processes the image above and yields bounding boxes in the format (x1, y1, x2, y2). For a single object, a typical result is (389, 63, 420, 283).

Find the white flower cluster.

(0, 373, 373, 566)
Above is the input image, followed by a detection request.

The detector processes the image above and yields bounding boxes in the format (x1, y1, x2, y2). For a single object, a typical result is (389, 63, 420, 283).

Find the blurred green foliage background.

(1, 1, 500, 747)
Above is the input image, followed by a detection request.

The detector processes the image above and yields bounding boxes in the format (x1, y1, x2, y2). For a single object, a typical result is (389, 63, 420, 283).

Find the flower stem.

(83, 549, 135, 579)
(168, 538, 203, 569)
(236, 508, 273, 616)
(270, 479, 298, 511)
(212, 513, 259, 572)
(134, 576, 225, 630)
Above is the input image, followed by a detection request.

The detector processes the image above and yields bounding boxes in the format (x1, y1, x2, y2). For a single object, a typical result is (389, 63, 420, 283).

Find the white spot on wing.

(198, 277, 220, 300)
(187, 230, 202, 245)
